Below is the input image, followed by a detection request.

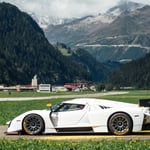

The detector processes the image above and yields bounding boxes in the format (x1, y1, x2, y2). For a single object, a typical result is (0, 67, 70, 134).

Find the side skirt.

(55, 127, 94, 133)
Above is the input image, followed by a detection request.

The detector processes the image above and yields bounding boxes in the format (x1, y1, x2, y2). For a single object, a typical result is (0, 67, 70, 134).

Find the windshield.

(50, 103, 62, 111)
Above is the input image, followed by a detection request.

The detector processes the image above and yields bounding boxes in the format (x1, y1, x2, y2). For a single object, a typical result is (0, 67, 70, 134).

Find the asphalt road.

(1, 126, 150, 140)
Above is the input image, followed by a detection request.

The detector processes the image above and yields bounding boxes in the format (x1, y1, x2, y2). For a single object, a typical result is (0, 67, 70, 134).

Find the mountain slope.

(45, 2, 150, 62)
(109, 53, 150, 88)
(0, 3, 92, 85)
(106, 0, 144, 16)
(54, 43, 121, 82)
(45, 14, 114, 47)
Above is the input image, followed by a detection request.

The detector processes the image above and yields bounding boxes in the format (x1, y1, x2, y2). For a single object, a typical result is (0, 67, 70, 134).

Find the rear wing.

(139, 99, 150, 107)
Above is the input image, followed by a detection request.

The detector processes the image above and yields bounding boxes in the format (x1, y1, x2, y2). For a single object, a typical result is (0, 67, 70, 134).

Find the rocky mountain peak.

(106, 0, 144, 16)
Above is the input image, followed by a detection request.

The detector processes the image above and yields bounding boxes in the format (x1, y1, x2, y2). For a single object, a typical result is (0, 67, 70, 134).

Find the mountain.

(106, 0, 144, 16)
(109, 53, 150, 88)
(45, 12, 115, 47)
(30, 13, 69, 29)
(54, 43, 121, 82)
(30, 1, 143, 30)
(45, 1, 150, 62)
(0, 2, 93, 85)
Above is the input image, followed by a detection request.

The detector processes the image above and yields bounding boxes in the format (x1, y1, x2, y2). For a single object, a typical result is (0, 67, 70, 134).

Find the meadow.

(0, 139, 150, 150)
(0, 90, 96, 97)
(0, 90, 150, 125)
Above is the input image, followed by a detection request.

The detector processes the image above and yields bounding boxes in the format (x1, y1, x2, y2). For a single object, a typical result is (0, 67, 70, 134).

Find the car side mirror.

(46, 103, 52, 108)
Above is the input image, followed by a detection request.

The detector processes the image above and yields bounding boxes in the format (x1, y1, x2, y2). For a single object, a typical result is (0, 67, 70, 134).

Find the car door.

(50, 103, 88, 127)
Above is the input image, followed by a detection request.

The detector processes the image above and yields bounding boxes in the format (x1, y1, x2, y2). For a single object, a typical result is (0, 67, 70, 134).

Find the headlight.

(6, 121, 11, 127)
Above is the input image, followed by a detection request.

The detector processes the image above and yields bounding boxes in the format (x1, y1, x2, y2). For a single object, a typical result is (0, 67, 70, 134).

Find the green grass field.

(0, 90, 97, 97)
(103, 90, 150, 103)
(0, 139, 150, 150)
(0, 90, 150, 125)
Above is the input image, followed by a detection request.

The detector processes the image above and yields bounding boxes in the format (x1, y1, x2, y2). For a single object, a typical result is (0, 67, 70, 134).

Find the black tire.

(108, 113, 132, 135)
(23, 114, 44, 135)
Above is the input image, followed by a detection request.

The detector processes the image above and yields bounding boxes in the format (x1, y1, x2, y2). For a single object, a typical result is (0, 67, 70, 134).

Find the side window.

(69, 104, 85, 111)
(75, 104, 85, 110)
(57, 104, 85, 112)
(57, 104, 71, 112)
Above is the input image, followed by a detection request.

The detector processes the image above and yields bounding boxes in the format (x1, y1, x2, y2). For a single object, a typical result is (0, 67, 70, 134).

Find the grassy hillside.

(109, 53, 150, 88)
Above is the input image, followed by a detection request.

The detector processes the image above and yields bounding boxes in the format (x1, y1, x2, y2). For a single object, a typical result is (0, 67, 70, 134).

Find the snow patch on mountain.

(80, 14, 115, 25)
(29, 1, 145, 30)
(30, 13, 66, 29)
(106, 0, 144, 16)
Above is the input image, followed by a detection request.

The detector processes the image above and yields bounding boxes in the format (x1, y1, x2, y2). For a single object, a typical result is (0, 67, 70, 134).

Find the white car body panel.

(51, 108, 88, 127)
(6, 98, 150, 135)
(7, 110, 57, 133)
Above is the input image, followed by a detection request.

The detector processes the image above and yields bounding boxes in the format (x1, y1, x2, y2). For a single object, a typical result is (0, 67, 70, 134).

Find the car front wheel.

(108, 113, 132, 135)
(23, 114, 44, 135)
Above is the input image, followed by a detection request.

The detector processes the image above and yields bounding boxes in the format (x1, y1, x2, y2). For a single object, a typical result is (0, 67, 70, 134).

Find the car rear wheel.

(23, 114, 44, 135)
(108, 113, 132, 135)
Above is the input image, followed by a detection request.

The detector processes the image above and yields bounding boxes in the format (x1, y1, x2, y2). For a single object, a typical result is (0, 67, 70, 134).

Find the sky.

(0, 0, 150, 18)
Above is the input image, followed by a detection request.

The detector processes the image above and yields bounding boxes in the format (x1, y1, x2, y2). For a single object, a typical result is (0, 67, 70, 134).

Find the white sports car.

(6, 98, 150, 136)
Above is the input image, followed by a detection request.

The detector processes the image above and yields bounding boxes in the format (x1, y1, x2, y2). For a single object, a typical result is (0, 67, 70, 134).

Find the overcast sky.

(0, 0, 150, 18)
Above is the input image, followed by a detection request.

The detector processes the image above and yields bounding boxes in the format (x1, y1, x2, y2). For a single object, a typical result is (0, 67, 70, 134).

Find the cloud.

(0, 0, 119, 18)
(0, 0, 150, 18)
(132, 0, 150, 5)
